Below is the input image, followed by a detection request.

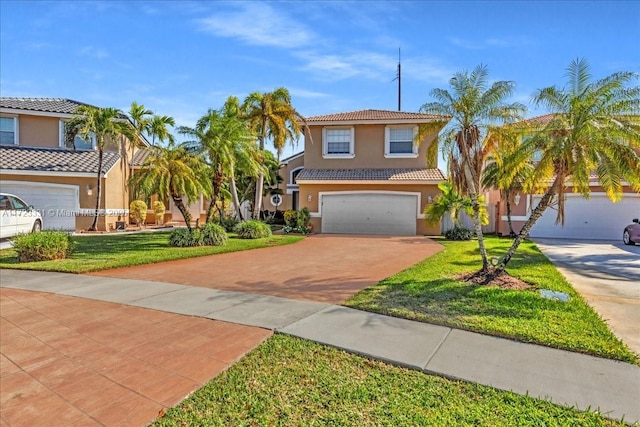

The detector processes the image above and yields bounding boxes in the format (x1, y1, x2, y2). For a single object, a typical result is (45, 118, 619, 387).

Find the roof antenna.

(392, 48, 401, 111)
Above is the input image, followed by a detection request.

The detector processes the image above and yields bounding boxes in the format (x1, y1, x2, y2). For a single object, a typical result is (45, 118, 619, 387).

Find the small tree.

(424, 181, 488, 230)
(129, 200, 147, 227)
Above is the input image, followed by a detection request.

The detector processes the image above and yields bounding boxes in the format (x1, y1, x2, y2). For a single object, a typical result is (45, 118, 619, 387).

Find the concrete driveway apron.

(534, 238, 640, 355)
(90, 235, 444, 304)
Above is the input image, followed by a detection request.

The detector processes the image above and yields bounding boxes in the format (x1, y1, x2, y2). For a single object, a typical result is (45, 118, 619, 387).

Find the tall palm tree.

(149, 114, 175, 147)
(127, 102, 153, 178)
(497, 58, 640, 271)
(130, 143, 211, 231)
(180, 97, 261, 223)
(241, 88, 306, 218)
(421, 65, 525, 271)
(71, 105, 134, 231)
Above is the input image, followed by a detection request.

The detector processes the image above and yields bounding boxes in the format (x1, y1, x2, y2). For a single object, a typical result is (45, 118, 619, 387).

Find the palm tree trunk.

(229, 174, 244, 221)
(459, 132, 489, 272)
(505, 191, 515, 237)
(253, 171, 264, 219)
(496, 177, 561, 271)
(88, 149, 104, 231)
(172, 194, 193, 232)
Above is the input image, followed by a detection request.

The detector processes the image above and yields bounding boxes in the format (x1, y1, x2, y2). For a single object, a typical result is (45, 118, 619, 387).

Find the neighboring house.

(487, 114, 640, 240)
(275, 109, 449, 235)
(0, 98, 147, 232)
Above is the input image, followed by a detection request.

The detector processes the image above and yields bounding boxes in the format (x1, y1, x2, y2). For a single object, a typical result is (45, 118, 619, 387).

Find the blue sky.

(1, 0, 639, 159)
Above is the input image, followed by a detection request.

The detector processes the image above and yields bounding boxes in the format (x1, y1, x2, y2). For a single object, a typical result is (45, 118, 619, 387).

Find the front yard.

(152, 334, 626, 426)
(0, 231, 304, 273)
(344, 236, 639, 364)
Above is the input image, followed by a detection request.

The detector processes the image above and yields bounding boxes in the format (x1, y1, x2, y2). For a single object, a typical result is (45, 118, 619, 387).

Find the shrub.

(169, 228, 204, 247)
(12, 231, 74, 262)
(298, 207, 311, 229)
(201, 222, 228, 246)
(444, 225, 473, 241)
(130, 200, 147, 226)
(235, 220, 272, 239)
(219, 216, 240, 232)
(152, 201, 165, 224)
(284, 210, 298, 227)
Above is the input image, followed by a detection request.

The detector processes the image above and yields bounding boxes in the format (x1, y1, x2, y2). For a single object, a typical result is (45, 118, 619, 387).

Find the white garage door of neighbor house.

(529, 194, 640, 240)
(321, 193, 417, 235)
(0, 181, 78, 231)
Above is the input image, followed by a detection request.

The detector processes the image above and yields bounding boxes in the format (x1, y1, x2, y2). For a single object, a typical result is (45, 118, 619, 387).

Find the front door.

(292, 191, 299, 211)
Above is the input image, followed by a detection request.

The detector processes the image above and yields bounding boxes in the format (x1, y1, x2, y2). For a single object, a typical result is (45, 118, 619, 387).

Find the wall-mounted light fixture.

(514, 193, 521, 206)
(427, 195, 433, 203)
(86, 185, 93, 196)
(307, 194, 312, 202)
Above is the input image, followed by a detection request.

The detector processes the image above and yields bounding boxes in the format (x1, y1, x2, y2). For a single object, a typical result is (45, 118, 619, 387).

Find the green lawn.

(0, 231, 304, 273)
(344, 236, 639, 365)
(153, 334, 626, 426)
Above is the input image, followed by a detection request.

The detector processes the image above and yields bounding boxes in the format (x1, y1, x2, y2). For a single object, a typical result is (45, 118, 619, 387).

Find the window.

(323, 127, 354, 158)
(385, 126, 417, 157)
(59, 121, 96, 150)
(0, 117, 17, 145)
(270, 194, 283, 207)
(289, 167, 303, 187)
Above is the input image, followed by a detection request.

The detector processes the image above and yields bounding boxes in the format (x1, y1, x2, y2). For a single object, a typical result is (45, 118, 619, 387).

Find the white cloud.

(450, 36, 532, 50)
(78, 46, 109, 59)
(288, 87, 330, 99)
(197, 3, 313, 48)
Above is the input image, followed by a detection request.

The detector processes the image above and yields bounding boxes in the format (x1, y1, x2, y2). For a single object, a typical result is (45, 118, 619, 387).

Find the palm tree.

(497, 58, 640, 271)
(71, 105, 134, 231)
(421, 65, 525, 272)
(482, 128, 534, 236)
(180, 97, 261, 223)
(241, 88, 306, 218)
(424, 181, 489, 230)
(149, 114, 175, 147)
(130, 143, 211, 231)
(127, 102, 153, 186)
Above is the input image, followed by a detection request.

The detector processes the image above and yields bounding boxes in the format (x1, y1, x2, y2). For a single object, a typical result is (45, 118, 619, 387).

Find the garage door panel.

(530, 195, 640, 240)
(322, 193, 417, 235)
(0, 182, 78, 230)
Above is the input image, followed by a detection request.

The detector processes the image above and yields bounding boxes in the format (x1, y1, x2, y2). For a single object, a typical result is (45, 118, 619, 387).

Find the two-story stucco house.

(0, 98, 147, 232)
(275, 109, 449, 235)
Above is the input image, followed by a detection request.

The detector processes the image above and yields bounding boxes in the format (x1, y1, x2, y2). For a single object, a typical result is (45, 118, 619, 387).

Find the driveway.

(91, 235, 444, 304)
(534, 239, 640, 355)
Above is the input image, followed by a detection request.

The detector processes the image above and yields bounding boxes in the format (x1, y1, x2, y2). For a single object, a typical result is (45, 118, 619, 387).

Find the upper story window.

(0, 117, 18, 145)
(323, 127, 355, 158)
(59, 121, 96, 150)
(385, 126, 418, 158)
(289, 167, 303, 187)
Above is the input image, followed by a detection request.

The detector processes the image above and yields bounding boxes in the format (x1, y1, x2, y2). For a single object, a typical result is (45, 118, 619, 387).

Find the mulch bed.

(458, 269, 533, 290)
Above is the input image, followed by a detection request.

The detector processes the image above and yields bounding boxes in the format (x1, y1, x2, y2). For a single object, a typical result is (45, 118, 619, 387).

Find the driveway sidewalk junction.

(2, 269, 639, 424)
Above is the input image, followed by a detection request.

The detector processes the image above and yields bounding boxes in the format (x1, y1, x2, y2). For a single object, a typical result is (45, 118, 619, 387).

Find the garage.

(0, 181, 79, 230)
(321, 192, 417, 235)
(529, 194, 640, 240)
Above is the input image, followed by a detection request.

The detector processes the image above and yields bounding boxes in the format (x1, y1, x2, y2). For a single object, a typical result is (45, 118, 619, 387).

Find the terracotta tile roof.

(296, 168, 445, 182)
(518, 113, 556, 127)
(131, 148, 152, 166)
(304, 109, 448, 123)
(0, 98, 94, 114)
(0, 145, 120, 176)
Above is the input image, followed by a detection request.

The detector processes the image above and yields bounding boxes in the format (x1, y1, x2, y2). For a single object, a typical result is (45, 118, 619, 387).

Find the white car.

(0, 193, 43, 239)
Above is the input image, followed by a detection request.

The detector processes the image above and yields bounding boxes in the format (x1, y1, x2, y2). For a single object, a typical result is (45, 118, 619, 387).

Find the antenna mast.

(397, 48, 401, 111)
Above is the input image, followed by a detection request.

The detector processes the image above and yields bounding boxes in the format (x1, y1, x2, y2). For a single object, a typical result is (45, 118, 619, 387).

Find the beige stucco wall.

(15, 115, 60, 148)
(304, 124, 439, 169)
(299, 183, 441, 236)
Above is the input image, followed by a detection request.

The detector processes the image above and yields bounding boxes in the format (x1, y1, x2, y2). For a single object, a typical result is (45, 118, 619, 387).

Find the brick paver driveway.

(0, 288, 271, 426)
(91, 235, 444, 304)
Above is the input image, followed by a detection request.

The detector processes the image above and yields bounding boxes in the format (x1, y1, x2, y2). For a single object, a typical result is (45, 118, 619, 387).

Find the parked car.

(623, 218, 640, 246)
(0, 193, 43, 239)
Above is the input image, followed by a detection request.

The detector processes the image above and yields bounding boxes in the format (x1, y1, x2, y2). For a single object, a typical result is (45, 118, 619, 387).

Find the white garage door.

(530, 194, 640, 240)
(321, 193, 417, 235)
(0, 181, 79, 230)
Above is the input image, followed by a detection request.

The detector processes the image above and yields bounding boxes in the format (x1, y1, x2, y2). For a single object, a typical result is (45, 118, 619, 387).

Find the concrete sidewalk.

(2, 269, 639, 423)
